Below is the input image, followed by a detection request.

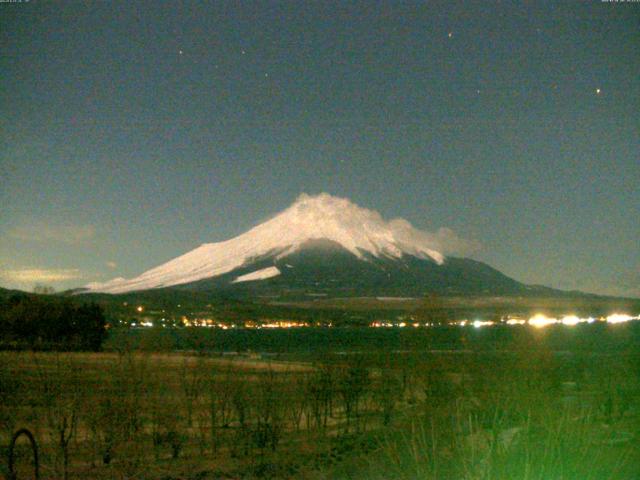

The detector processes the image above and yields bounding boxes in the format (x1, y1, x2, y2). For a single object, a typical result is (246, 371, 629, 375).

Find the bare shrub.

(374, 367, 402, 426)
(204, 365, 235, 454)
(35, 355, 82, 480)
(85, 352, 150, 475)
(337, 359, 370, 432)
(306, 364, 335, 432)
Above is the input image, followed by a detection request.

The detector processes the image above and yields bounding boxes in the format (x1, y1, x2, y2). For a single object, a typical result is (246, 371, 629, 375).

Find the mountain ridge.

(85, 193, 450, 294)
(80, 193, 592, 300)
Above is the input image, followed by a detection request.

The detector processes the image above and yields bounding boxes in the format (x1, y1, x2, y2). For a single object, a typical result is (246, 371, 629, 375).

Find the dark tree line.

(0, 294, 107, 350)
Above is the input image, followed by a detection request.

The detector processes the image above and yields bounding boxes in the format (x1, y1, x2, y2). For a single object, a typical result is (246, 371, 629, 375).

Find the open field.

(103, 321, 640, 356)
(272, 294, 640, 313)
(63, 287, 640, 328)
(2, 323, 640, 479)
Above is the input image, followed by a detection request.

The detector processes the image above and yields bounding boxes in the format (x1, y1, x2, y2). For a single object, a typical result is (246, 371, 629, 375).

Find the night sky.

(1, 1, 638, 296)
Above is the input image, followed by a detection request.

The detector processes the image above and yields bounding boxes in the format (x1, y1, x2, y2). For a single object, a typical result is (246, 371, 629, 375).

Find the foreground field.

(2, 328, 640, 479)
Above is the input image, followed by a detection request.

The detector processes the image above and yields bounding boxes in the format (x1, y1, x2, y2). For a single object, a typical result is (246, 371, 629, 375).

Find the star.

(595, 88, 601, 95)
(448, 32, 453, 39)
(178, 50, 183, 55)
(241, 49, 246, 55)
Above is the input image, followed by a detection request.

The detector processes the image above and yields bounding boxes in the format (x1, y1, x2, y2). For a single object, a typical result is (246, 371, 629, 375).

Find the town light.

(606, 313, 634, 324)
(528, 314, 557, 328)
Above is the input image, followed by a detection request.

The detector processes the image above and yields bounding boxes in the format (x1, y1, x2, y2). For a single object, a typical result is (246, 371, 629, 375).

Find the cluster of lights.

(130, 304, 638, 330)
(526, 313, 639, 328)
(370, 321, 429, 328)
(528, 314, 559, 328)
(473, 320, 495, 328)
(178, 318, 313, 329)
(605, 313, 636, 324)
(473, 313, 638, 329)
(129, 318, 176, 328)
(238, 320, 312, 329)
(506, 318, 526, 325)
(259, 321, 310, 329)
(371, 321, 394, 328)
(560, 315, 581, 326)
(370, 313, 639, 329)
(182, 318, 237, 328)
(456, 320, 495, 328)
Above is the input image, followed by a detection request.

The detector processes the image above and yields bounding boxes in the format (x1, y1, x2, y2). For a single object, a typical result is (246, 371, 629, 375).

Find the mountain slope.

(83, 193, 548, 298)
(85, 193, 446, 294)
(176, 239, 533, 298)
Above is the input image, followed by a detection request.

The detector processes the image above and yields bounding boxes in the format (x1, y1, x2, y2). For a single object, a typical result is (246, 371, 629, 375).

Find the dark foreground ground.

(2, 323, 640, 479)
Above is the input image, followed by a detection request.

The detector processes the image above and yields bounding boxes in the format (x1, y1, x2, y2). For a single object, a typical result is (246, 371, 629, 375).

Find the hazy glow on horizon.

(606, 313, 636, 324)
(473, 320, 495, 328)
(506, 319, 527, 325)
(560, 315, 581, 326)
(454, 314, 639, 328)
(528, 314, 559, 328)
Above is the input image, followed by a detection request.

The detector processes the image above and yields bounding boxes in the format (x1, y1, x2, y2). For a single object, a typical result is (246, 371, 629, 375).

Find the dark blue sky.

(1, 1, 638, 296)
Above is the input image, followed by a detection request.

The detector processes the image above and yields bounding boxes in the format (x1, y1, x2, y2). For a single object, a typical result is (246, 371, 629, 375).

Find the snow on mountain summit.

(270, 193, 445, 262)
(85, 193, 446, 293)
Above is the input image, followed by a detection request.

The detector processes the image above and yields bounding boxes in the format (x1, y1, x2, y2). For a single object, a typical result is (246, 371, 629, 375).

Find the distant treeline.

(0, 294, 107, 350)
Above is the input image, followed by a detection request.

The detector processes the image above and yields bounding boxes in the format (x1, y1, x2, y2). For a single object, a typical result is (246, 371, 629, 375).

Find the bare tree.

(91, 351, 150, 472)
(36, 355, 82, 480)
(205, 365, 234, 454)
(252, 368, 285, 458)
(286, 373, 307, 432)
(230, 375, 250, 457)
(180, 356, 206, 428)
(337, 360, 370, 433)
(374, 367, 401, 426)
(306, 365, 335, 432)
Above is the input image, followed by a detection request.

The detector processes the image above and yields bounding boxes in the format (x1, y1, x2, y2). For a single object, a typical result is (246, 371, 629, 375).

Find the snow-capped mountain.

(86, 193, 447, 293)
(84, 193, 531, 297)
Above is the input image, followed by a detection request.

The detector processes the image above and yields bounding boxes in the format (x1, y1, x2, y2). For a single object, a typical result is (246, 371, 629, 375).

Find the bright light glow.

(606, 313, 634, 324)
(136, 306, 143, 312)
(473, 320, 494, 328)
(560, 315, 581, 326)
(528, 314, 558, 328)
(261, 321, 309, 328)
(506, 319, 526, 325)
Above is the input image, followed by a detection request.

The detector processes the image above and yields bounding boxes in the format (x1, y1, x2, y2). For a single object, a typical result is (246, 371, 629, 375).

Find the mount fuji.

(84, 193, 543, 298)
